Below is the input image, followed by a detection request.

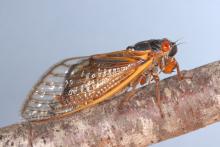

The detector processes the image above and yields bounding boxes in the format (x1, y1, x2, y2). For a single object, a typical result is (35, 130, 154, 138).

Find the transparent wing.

(21, 56, 89, 121)
(21, 54, 144, 121)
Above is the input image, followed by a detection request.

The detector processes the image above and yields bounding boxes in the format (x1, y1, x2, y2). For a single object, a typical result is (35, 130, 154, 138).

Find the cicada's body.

(21, 38, 182, 121)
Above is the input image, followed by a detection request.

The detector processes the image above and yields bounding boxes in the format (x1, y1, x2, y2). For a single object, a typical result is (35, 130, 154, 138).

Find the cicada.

(21, 38, 182, 121)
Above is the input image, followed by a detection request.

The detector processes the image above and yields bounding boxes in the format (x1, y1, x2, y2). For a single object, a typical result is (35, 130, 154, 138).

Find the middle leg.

(151, 71, 164, 118)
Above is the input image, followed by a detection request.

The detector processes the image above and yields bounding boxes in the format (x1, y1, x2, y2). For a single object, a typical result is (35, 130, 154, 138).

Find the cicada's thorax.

(127, 39, 162, 52)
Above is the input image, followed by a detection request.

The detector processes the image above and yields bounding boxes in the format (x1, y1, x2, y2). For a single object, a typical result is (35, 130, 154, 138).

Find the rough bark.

(1, 60, 220, 147)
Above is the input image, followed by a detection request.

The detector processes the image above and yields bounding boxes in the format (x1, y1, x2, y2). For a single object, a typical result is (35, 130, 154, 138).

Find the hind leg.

(118, 74, 146, 109)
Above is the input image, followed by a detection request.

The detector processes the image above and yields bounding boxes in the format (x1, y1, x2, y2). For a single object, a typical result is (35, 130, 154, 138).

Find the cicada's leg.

(118, 74, 144, 110)
(118, 88, 137, 110)
(162, 58, 188, 81)
(151, 72, 164, 118)
(176, 61, 184, 80)
(175, 60, 192, 81)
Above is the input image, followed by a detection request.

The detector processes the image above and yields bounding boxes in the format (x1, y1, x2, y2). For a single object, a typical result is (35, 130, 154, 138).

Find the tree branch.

(1, 60, 220, 147)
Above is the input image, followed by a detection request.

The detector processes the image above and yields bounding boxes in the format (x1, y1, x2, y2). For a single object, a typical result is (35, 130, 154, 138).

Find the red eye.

(162, 39, 170, 52)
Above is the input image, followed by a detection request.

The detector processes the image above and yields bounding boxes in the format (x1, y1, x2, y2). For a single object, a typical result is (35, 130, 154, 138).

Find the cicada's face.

(160, 39, 178, 57)
(159, 39, 179, 73)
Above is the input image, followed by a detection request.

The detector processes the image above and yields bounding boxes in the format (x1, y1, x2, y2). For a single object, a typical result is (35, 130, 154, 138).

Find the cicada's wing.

(21, 56, 89, 121)
(21, 53, 146, 121)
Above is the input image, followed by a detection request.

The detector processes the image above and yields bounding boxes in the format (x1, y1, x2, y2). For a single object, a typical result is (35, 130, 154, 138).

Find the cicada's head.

(127, 38, 178, 57)
(159, 38, 179, 73)
(126, 38, 179, 73)
(160, 38, 177, 57)
(127, 38, 179, 73)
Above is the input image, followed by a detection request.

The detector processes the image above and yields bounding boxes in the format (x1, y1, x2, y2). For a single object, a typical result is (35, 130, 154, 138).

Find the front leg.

(176, 61, 184, 80)
(161, 57, 189, 81)
(175, 60, 193, 81)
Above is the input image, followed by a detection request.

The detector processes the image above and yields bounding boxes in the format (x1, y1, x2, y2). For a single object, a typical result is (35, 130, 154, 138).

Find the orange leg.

(151, 72, 164, 118)
(176, 62, 184, 80)
(176, 61, 193, 81)
(162, 58, 186, 81)
(118, 89, 137, 110)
